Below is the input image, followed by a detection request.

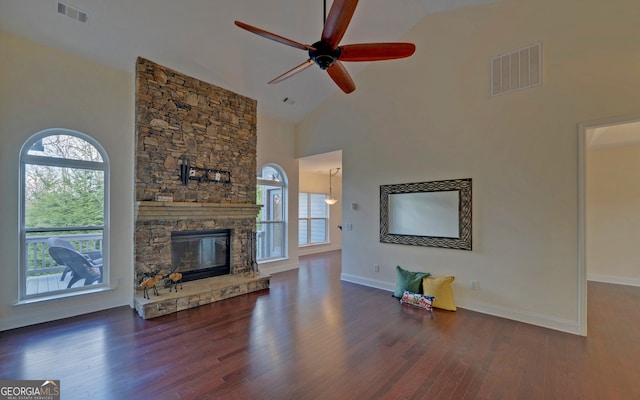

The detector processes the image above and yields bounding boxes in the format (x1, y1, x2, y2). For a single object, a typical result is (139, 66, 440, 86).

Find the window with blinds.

(298, 192, 328, 246)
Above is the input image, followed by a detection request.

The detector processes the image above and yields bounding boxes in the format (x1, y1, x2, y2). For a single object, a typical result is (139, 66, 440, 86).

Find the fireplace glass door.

(171, 229, 231, 281)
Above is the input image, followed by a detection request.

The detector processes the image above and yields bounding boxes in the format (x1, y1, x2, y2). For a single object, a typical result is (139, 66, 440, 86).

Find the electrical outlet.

(470, 280, 479, 290)
(345, 223, 353, 231)
(373, 264, 380, 272)
(117, 278, 124, 287)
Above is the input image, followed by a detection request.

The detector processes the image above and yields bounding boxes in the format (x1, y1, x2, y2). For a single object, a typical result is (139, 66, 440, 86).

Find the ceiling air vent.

(491, 42, 541, 96)
(56, 1, 88, 24)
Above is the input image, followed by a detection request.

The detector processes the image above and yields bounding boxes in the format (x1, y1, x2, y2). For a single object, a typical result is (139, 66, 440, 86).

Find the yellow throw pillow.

(422, 276, 456, 311)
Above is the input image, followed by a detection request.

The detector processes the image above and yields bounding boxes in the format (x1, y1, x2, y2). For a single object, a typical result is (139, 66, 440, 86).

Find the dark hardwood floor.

(2, 250, 640, 399)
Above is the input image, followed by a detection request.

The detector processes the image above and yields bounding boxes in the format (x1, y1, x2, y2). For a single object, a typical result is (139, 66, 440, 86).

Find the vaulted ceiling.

(0, 0, 502, 123)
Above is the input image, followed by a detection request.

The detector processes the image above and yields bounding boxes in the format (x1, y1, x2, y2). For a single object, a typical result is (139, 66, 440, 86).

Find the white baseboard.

(587, 273, 640, 287)
(456, 300, 581, 335)
(2, 299, 131, 332)
(340, 273, 581, 335)
(340, 273, 395, 293)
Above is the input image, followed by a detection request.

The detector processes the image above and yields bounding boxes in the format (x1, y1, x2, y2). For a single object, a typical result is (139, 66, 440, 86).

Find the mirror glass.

(380, 178, 472, 250)
(389, 191, 460, 238)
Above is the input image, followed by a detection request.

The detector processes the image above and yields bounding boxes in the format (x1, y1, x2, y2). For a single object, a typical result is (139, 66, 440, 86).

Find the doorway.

(578, 114, 640, 335)
(298, 150, 343, 256)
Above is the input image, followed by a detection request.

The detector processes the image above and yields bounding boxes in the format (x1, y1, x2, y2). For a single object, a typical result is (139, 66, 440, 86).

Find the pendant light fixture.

(325, 168, 340, 205)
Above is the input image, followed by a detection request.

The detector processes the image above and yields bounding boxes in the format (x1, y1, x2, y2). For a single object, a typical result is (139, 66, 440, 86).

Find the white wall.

(296, 0, 640, 334)
(587, 144, 640, 286)
(0, 31, 135, 330)
(298, 171, 343, 256)
(256, 114, 300, 274)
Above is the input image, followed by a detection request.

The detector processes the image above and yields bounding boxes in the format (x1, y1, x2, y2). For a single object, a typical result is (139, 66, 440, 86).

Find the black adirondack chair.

(46, 237, 102, 281)
(48, 245, 103, 288)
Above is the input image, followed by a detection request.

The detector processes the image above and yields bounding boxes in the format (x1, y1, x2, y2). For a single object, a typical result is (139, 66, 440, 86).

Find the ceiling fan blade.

(327, 61, 355, 93)
(321, 0, 359, 49)
(268, 59, 315, 84)
(235, 21, 313, 51)
(339, 43, 416, 61)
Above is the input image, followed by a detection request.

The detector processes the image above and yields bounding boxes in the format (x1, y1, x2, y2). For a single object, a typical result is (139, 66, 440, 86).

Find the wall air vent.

(491, 42, 541, 96)
(56, 1, 88, 24)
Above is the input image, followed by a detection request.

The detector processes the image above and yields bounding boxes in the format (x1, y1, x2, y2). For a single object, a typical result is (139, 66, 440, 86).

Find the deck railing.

(255, 222, 284, 261)
(25, 232, 103, 276)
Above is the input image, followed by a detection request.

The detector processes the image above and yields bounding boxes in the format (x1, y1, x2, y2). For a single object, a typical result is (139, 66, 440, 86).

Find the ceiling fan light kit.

(235, 0, 416, 94)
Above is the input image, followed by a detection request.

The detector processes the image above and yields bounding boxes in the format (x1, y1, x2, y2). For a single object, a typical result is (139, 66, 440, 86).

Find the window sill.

(257, 257, 288, 265)
(14, 285, 114, 306)
(299, 242, 330, 248)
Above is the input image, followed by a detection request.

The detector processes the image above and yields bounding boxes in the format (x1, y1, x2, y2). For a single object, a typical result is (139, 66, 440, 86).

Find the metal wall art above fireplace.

(171, 229, 231, 282)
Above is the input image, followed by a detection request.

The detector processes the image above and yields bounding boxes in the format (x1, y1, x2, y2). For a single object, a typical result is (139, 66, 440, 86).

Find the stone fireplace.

(133, 58, 269, 319)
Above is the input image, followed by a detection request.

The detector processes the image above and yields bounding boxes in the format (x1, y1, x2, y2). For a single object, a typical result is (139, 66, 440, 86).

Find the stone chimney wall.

(134, 58, 258, 282)
(135, 57, 257, 203)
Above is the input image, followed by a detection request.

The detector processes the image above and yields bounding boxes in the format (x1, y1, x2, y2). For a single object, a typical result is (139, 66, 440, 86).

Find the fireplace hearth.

(133, 202, 269, 319)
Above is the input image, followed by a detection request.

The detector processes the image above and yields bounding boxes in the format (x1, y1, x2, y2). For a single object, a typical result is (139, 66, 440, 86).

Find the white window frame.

(19, 129, 110, 302)
(256, 164, 287, 262)
(298, 192, 329, 247)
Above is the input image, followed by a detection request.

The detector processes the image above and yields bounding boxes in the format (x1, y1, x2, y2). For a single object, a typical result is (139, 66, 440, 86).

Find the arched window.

(20, 129, 109, 300)
(256, 164, 287, 261)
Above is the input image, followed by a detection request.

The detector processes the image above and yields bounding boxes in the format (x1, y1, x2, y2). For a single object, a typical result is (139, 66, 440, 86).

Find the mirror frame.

(380, 178, 472, 250)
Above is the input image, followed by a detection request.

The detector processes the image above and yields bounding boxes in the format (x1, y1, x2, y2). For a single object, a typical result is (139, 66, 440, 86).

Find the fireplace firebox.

(171, 229, 231, 282)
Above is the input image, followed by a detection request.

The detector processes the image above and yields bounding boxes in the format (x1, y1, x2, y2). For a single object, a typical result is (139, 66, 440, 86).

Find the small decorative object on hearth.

(154, 193, 173, 202)
(167, 272, 183, 292)
(140, 274, 164, 299)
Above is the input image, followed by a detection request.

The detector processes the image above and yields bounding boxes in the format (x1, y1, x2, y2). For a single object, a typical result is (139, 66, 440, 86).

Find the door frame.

(578, 113, 640, 336)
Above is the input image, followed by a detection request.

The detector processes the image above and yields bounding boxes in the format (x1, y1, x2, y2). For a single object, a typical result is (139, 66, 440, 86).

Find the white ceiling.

(0, 0, 501, 124)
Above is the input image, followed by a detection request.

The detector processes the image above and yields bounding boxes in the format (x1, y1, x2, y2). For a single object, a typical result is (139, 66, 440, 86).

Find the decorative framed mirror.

(380, 178, 472, 250)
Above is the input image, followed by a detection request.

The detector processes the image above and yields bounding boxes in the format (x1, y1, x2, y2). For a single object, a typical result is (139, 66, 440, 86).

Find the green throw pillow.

(393, 266, 431, 298)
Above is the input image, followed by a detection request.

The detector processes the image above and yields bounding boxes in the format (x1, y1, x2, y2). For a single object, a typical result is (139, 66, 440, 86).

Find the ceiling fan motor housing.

(309, 41, 340, 69)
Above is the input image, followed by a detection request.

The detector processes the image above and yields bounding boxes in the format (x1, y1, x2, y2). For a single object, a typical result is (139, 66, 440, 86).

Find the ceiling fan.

(234, 0, 416, 94)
